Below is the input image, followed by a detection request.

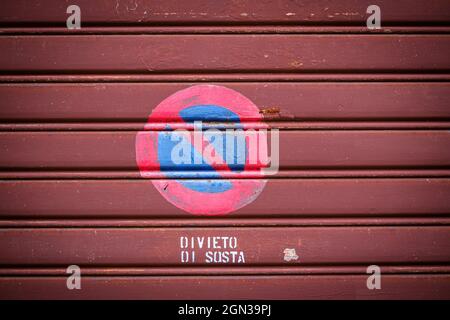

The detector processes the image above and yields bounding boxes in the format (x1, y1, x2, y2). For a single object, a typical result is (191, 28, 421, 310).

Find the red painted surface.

(1, 131, 449, 170)
(2, 275, 450, 300)
(0, 0, 449, 299)
(1, 179, 450, 218)
(2, 83, 450, 122)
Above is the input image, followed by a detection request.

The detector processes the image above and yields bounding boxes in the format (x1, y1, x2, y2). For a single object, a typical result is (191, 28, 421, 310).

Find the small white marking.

(283, 248, 299, 262)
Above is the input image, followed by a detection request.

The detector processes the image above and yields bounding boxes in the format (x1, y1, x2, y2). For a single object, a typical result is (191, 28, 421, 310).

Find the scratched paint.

(136, 85, 267, 215)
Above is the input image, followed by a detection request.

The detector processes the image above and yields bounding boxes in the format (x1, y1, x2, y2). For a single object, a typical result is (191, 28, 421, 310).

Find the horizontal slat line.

(1, 265, 450, 276)
(2, 275, 450, 300)
(2, 83, 450, 122)
(1, 227, 449, 266)
(2, 122, 450, 131)
(3, 225, 448, 230)
(1, 179, 449, 217)
(2, 170, 450, 180)
(0, 35, 449, 72)
(1, 131, 449, 169)
(2, 26, 450, 35)
(1, 217, 450, 228)
(2, 74, 450, 82)
(2, 275, 450, 299)
(1, 0, 449, 24)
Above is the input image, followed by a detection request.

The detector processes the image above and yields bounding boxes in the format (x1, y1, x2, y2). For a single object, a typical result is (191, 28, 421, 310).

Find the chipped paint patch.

(283, 248, 299, 262)
(260, 107, 281, 116)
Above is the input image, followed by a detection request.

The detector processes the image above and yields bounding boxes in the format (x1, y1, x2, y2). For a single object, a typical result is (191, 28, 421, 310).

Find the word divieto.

(180, 236, 246, 264)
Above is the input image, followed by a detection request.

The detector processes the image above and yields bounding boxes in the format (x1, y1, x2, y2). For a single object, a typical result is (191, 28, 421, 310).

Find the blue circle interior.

(157, 105, 247, 193)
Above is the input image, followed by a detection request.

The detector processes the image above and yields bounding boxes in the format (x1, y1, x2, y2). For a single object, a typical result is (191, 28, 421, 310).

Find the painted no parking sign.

(136, 85, 270, 215)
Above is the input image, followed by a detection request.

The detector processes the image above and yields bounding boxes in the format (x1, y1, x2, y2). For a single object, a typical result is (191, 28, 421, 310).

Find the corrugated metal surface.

(0, 0, 450, 299)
